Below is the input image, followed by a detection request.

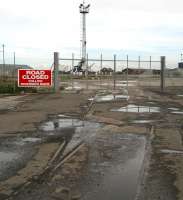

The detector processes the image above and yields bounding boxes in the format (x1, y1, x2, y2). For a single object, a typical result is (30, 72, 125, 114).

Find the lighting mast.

(79, 1, 90, 75)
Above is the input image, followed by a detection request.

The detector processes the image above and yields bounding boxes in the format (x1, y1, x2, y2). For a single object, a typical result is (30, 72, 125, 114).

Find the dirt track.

(0, 82, 183, 200)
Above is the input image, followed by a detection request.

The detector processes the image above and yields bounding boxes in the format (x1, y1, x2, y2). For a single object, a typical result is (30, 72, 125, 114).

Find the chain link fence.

(58, 54, 171, 92)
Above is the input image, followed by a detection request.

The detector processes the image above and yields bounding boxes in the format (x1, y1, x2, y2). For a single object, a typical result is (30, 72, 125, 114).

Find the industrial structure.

(76, 1, 90, 75)
(178, 53, 183, 69)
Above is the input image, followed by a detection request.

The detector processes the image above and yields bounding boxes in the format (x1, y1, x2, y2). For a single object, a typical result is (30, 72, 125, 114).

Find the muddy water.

(0, 137, 36, 181)
(0, 115, 147, 200)
(131, 120, 155, 124)
(40, 116, 147, 199)
(89, 94, 129, 102)
(79, 133, 146, 200)
(160, 149, 183, 154)
(171, 111, 183, 115)
(39, 117, 101, 156)
(111, 104, 160, 113)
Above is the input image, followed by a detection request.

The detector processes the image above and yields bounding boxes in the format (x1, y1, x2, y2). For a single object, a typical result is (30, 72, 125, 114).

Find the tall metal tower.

(79, 1, 90, 74)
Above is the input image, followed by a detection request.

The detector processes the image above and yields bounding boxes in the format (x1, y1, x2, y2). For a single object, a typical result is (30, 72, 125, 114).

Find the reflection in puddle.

(81, 134, 146, 200)
(131, 120, 154, 124)
(21, 138, 42, 143)
(160, 149, 183, 154)
(168, 108, 179, 111)
(65, 86, 82, 90)
(13, 137, 42, 146)
(147, 102, 156, 104)
(177, 95, 183, 97)
(99, 82, 135, 87)
(171, 111, 183, 115)
(40, 118, 101, 148)
(0, 152, 18, 163)
(89, 94, 129, 102)
(39, 117, 101, 158)
(111, 104, 160, 113)
(65, 82, 85, 90)
(40, 119, 85, 131)
(58, 114, 68, 118)
(0, 151, 20, 180)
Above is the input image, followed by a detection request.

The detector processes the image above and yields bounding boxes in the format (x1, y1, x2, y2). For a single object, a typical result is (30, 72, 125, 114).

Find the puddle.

(131, 120, 154, 124)
(0, 116, 100, 182)
(147, 102, 156, 105)
(0, 152, 18, 163)
(40, 118, 86, 132)
(65, 82, 86, 90)
(160, 149, 183, 154)
(65, 86, 82, 90)
(58, 114, 69, 118)
(0, 151, 19, 178)
(111, 104, 160, 113)
(168, 108, 179, 111)
(177, 95, 183, 97)
(89, 94, 129, 102)
(13, 137, 42, 146)
(80, 133, 146, 200)
(99, 82, 135, 87)
(40, 116, 101, 158)
(0, 146, 35, 181)
(21, 137, 42, 143)
(171, 111, 183, 115)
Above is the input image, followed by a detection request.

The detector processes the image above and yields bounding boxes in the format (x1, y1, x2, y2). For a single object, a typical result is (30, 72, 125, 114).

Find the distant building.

(178, 62, 183, 69)
(0, 64, 32, 76)
(122, 68, 160, 75)
(100, 67, 113, 75)
(165, 68, 183, 77)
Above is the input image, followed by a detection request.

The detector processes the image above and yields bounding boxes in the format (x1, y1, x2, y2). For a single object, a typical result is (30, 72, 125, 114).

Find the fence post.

(13, 52, 16, 93)
(100, 54, 103, 88)
(54, 52, 59, 93)
(150, 56, 152, 70)
(72, 53, 74, 90)
(138, 56, 141, 70)
(113, 54, 116, 90)
(160, 56, 166, 92)
(126, 55, 129, 93)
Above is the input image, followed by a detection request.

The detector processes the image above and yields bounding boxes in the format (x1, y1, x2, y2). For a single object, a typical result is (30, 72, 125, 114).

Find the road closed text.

(18, 69, 52, 87)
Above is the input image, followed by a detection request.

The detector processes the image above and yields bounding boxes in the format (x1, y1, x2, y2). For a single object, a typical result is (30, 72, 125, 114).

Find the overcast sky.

(1, 0, 183, 68)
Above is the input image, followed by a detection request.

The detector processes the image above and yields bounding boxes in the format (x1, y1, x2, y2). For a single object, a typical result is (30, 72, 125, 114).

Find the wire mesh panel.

(59, 54, 163, 92)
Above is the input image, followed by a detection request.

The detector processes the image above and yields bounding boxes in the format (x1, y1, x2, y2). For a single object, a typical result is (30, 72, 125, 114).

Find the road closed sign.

(18, 69, 52, 87)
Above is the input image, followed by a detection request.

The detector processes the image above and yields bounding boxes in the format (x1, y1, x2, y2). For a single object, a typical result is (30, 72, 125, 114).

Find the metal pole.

(150, 56, 152, 70)
(126, 55, 129, 93)
(100, 54, 103, 88)
(86, 53, 88, 89)
(82, 12, 86, 70)
(54, 52, 59, 93)
(160, 56, 166, 92)
(113, 55, 116, 90)
(13, 52, 16, 93)
(138, 56, 141, 70)
(2, 44, 5, 77)
(138, 56, 140, 87)
(149, 56, 152, 87)
(72, 53, 74, 89)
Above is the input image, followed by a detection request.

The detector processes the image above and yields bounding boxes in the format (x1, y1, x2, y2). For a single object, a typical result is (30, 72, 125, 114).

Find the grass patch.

(0, 81, 37, 94)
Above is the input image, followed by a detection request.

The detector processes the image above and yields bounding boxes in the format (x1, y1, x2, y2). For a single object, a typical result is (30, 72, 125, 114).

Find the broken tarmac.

(0, 84, 183, 200)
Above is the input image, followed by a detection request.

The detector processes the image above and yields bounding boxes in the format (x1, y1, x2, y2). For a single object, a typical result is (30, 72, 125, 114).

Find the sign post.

(18, 69, 52, 87)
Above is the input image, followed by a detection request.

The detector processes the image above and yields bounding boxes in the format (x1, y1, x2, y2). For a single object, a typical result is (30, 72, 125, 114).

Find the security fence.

(1, 52, 183, 94)
(55, 53, 171, 93)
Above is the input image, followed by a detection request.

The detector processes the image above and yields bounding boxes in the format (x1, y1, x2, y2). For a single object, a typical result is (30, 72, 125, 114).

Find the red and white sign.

(18, 69, 52, 87)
